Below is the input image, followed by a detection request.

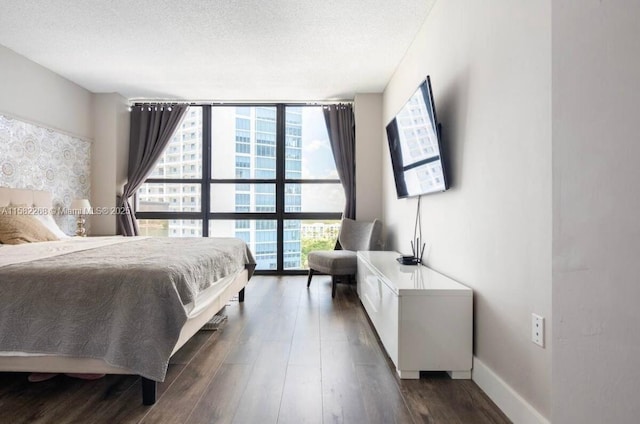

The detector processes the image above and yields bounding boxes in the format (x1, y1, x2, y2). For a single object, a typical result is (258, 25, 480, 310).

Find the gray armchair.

(307, 218, 383, 297)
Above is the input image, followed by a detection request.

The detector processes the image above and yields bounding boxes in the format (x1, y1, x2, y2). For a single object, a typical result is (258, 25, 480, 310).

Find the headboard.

(1, 114, 91, 235)
(0, 187, 53, 209)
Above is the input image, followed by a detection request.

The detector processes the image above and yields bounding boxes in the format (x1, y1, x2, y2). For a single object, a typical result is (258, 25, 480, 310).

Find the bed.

(0, 187, 256, 405)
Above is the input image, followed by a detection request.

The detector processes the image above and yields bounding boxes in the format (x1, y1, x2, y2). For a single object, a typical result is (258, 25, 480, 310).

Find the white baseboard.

(472, 357, 550, 424)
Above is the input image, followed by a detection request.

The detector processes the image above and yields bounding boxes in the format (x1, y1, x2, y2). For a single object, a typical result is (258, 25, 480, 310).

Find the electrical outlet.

(531, 313, 545, 347)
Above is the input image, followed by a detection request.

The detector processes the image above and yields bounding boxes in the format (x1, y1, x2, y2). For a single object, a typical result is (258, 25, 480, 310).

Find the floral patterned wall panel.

(0, 114, 91, 235)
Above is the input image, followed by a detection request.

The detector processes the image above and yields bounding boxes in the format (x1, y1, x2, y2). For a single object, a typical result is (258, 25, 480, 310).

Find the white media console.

(356, 251, 473, 379)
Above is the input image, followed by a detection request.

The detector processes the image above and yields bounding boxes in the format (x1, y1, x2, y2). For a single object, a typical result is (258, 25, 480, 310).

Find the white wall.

(91, 93, 130, 235)
(0, 44, 93, 140)
(354, 93, 384, 226)
(382, 0, 551, 420)
(0, 45, 131, 237)
(552, 1, 640, 422)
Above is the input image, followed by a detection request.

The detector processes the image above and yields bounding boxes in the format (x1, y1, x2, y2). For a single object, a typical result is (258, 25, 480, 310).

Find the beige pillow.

(0, 213, 59, 244)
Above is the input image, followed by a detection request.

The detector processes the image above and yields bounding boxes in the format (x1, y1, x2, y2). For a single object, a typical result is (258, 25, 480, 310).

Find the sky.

(300, 107, 344, 212)
(300, 107, 339, 180)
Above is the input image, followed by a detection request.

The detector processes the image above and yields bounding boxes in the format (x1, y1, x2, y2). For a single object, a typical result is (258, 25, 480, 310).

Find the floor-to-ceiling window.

(136, 104, 344, 274)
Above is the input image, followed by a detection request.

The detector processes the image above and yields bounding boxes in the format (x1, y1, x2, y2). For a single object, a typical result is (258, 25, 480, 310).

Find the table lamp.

(71, 199, 92, 237)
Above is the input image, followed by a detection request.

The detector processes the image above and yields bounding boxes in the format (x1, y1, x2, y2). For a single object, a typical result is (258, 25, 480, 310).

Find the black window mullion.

(276, 104, 286, 271)
(282, 212, 342, 220)
(136, 212, 202, 220)
(210, 178, 278, 184)
(144, 178, 202, 184)
(202, 106, 212, 236)
(209, 212, 278, 220)
(135, 103, 345, 274)
(284, 179, 341, 184)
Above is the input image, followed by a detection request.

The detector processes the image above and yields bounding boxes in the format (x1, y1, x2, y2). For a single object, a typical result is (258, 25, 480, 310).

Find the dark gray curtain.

(323, 103, 356, 219)
(117, 104, 188, 236)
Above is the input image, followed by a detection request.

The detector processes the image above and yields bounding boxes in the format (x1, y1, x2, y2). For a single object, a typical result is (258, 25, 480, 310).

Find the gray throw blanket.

(0, 237, 256, 381)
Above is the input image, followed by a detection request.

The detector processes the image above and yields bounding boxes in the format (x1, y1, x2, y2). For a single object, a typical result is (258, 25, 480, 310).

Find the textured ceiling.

(0, 0, 435, 101)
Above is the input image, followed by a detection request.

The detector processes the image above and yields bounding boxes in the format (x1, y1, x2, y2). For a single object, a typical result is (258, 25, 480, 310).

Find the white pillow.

(34, 214, 71, 239)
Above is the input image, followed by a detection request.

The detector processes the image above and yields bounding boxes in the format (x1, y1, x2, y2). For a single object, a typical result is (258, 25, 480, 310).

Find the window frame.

(135, 104, 343, 275)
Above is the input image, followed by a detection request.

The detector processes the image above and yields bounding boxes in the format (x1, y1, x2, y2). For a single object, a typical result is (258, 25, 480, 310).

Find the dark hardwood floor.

(0, 276, 511, 424)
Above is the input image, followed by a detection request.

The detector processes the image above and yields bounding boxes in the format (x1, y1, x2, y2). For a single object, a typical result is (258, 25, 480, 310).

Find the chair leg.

(332, 275, 337, 298)
(307, 269, 314, 288)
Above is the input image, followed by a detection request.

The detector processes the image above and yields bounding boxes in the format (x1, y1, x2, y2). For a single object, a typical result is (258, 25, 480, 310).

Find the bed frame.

(0, 187, 249, 405)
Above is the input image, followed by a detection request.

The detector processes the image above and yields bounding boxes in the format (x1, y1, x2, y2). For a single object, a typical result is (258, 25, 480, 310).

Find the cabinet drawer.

(358, 259, 381, 318)
(376, 276, 399, 365)
(357, 257, 399, 364)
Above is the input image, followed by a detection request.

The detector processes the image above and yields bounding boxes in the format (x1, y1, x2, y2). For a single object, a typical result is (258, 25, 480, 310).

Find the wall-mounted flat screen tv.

(386, 76, 449, 198)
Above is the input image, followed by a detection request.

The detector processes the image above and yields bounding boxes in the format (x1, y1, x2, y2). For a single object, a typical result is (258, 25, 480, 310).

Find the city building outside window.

(135, 105, 344, 273)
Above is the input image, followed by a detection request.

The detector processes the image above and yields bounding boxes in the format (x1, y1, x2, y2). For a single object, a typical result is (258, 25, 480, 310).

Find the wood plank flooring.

(0, 276, 511, 423)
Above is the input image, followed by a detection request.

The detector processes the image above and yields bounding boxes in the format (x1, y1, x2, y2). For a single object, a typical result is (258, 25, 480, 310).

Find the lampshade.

(71, 198, 92, 214)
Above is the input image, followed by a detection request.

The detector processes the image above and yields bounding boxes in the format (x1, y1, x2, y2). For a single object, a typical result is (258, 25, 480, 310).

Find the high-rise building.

(137, 107, 203, 237)
(283, 107, 302, 270)
(137, 106, 305, 270)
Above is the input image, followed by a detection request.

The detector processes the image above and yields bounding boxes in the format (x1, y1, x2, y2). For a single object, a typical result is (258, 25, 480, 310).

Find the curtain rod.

(128, 99, 354, 106)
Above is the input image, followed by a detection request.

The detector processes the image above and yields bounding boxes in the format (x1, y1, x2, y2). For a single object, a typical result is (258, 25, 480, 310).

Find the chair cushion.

(308, 250, 357, 275)
(339, 218, 382, 251)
